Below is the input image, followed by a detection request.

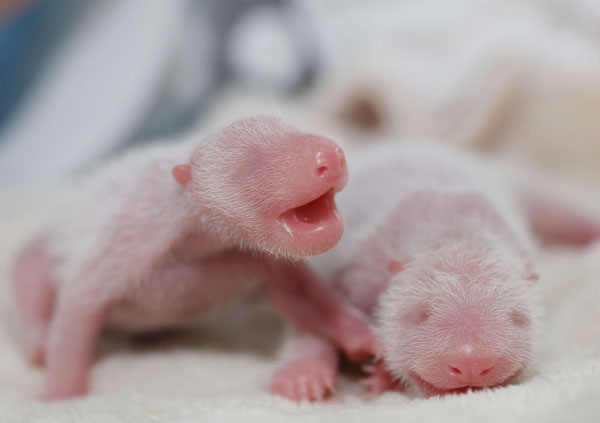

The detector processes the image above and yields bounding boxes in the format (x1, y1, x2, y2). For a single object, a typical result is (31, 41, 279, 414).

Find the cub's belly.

(106, 261, 262, 332)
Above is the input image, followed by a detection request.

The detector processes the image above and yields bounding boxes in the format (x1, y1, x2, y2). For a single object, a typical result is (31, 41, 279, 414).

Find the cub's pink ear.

(388, 260, 405, 275)
(525, 273, 539, 283)
(172, 164, 191, 185)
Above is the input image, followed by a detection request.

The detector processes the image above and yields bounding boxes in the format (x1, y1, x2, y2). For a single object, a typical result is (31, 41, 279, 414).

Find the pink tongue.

(292, 190, 334, 224)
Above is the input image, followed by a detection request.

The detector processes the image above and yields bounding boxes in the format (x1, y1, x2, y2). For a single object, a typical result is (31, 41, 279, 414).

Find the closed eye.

(510, 309, 530, 327)
(401, 303, 431, 325)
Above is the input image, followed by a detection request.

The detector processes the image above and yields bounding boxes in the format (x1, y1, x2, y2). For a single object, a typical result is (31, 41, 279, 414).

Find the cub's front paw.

(271, 359, 337, 402)
(361, 361, 398, 397)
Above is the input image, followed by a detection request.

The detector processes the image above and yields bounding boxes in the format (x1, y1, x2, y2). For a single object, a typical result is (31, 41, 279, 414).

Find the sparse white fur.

(188, 116, 304, 256)
(48, 116, 304, 290)
(314, 142, 533, 279)
(312, 142, 542, 393)
(39, 115, 343, 335)
(48, 140, 196, 289)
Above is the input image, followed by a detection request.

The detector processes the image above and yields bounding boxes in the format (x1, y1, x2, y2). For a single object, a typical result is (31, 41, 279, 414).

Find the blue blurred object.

(0, 0, 79, 133)
(0, 0, 321, 190)
(0, 0, 319, 140)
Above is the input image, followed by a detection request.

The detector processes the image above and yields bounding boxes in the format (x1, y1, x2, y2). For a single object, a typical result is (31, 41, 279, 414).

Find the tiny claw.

(373, 340, 384, 362)
(360, 361, 398, 397)
(331, 306, 380, 363)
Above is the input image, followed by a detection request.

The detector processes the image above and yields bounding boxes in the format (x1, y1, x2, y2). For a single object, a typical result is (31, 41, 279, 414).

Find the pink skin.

(361, 191, 599, 398)
(267, 261, 377, 363)
(350, 193, 536, 397)
(272, 144, 600, 402)
(361, 361, 400, 396)
(12, 116, 377, 401)
(13, 237, 55, 366)
(270, 330, 338, 402)
(267, 261, 377, 402)
(521, 190, 600, 247)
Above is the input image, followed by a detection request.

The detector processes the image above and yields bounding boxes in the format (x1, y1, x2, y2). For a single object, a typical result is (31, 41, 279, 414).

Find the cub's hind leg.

(13, 237, 56, 366)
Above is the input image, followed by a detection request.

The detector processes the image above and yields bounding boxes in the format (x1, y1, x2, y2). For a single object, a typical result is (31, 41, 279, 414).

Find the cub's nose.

(314, 146, 346, 188)
(443, 355, 496, 385)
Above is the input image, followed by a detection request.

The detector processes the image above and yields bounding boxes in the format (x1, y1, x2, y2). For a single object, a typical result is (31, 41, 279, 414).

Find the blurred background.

(1, 0, 600, 194)
(1, 1, 600, 411)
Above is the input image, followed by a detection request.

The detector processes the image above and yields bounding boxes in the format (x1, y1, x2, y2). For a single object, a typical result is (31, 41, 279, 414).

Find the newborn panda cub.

(272, 142, 600, 401)
(13, 116, 377, 401)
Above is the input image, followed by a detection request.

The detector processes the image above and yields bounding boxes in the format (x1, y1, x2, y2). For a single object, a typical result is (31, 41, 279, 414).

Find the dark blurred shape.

(0, 0, 320, 144)
(133, 0, 320, 141)
(337, 91, 385, 132)
(0, 0, 35, 21)
(221, 0, 319, 94)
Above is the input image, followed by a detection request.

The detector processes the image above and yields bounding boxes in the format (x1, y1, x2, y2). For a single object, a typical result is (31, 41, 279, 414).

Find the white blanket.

(2, 0, 600, 421)
(1, 190, 599, 422)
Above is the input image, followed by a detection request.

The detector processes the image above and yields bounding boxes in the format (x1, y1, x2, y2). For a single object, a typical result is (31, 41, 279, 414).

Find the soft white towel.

(0, 177, 599, 423)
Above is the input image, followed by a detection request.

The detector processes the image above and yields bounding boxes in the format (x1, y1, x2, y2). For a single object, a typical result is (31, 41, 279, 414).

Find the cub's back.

(46, 140, 196, 285)
(311, 142, 529, 288)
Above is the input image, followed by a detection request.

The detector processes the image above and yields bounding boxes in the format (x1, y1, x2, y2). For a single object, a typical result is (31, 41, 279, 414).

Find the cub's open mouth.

(409, 372, 485, 397)
(277, 188, 340, 235)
